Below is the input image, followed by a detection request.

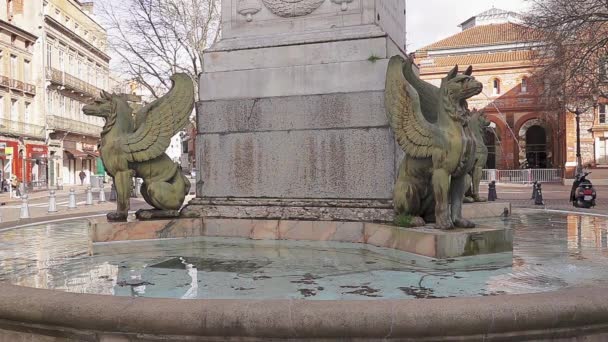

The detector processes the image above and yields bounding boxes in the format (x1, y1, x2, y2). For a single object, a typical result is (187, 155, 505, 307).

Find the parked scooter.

(570, 172, 597, 208)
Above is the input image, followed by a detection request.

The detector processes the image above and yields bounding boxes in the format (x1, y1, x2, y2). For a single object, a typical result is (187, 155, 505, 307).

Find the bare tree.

(99, 0, 221, 99)
(523, 0, 607, 110)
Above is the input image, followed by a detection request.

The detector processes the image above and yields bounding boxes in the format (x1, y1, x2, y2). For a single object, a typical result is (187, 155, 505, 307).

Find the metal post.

(98, 183, 106, 203)
(48, 190, 58, 213)
(109, 183, 117, 202)
(85, 186, 93, 205)
(575, 110, 582, 176)
(68, 188, 77, 209)
(19, 194, 30, 219)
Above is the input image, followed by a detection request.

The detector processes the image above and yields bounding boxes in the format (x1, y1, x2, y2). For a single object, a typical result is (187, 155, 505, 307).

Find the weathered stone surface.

(181, 199, 511, 223)
(204, 37, 387, 73)
(199, 128, 395, 199)
(200, 59, 389, 100)
(199, 91, 388, 133)
(89, 218, 204, 243)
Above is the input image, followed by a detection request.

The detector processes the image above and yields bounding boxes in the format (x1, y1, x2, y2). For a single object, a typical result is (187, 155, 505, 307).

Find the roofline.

(44, 15, 110, 62)
(0, 19, 38, 42)
(63, 0, 106, 33)
(425, 42, 543, 56)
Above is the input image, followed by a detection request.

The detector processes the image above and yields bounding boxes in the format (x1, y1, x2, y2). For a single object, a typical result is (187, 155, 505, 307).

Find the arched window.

(521, 77, 528, 93)
(492, 78, 501, 96)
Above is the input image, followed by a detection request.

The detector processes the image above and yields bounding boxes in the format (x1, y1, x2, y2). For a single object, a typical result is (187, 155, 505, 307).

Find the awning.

(64, 148, 88, 158)
(84, 151, 99, 158)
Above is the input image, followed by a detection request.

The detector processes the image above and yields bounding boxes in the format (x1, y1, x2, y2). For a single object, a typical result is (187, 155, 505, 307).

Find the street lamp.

(560, 92, 599, 176)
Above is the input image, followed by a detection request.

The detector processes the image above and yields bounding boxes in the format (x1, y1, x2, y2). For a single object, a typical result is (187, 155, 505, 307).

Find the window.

(10, 98, 18, 121)
(521, 77, 528, 93)
(492, 78, 501, 96)
(0, 96, 4, 119)
(58, 49, 64, 72)
(10, 54, 17, 79)
(24, 102, 30, 122)
(23, 60, 30, 83)
(78, 59, 83, 79)
(46, 43, 52, 67)
(46, 91, 52, 112)
(600, 104, 607, 124)
(0, 51, 3, 75)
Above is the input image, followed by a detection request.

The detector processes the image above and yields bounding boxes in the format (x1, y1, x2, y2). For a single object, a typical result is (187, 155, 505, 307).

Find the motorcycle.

(570, 172, 597, 208)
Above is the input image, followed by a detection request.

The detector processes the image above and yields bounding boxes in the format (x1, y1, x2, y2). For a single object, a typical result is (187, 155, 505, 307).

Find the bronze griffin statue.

(385, 55, 482, 229)
(83, 74, 194, 221)
(465, 110, 491, 203)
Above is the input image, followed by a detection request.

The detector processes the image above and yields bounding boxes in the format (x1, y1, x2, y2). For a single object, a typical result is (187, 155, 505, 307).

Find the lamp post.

(560, 91, 599, 177)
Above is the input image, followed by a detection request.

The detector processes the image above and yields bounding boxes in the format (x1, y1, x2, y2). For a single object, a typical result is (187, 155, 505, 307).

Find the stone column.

(182, 0, 406, 223)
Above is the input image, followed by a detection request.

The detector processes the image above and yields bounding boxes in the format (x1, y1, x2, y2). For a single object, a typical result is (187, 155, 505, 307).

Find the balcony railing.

(0, 117, 45, 138)
(0, 76, 35, 95)
(0, 76, 9, 88)
(47, 114, 102, 137)
(46, 67, 100, 97)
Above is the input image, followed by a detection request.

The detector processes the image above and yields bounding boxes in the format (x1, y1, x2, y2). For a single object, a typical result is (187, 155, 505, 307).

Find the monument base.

(181, 198, 511, 223)
(89, 216, 512, 259)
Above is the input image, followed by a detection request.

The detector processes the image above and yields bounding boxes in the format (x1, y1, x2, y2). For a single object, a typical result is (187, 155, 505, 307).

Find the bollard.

(487, 181, 497, 201)
(48, 190, 58, 213)
(85, 186, 93, 205)
(110, 183, 117, 202)
(19, 194, 30, 219)
(534, 183, 545, 205)
(68, 188, 77, 209)
(531, 181, 538, 200)
(98, 183, 107, 203)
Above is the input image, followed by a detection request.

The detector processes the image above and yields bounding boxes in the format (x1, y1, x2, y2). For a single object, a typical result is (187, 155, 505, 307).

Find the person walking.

(11, 175, 20, 197)
(79, 170, 86, 185)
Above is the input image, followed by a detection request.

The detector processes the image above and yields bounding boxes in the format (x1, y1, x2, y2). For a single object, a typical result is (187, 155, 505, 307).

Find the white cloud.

(406, 0, 531, 52)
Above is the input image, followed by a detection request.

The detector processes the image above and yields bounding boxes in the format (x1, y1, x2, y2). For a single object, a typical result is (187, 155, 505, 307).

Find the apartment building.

(43, 0, 109, 186)
(0, 0, 110, 187)
(0, 1, 42, 185)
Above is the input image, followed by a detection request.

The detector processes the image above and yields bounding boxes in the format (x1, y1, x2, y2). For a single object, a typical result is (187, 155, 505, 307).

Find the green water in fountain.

(0, 211, 606, 300)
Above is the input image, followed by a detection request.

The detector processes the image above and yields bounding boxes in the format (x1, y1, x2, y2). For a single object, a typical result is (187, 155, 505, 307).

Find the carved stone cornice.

(261, 0, 325, 17)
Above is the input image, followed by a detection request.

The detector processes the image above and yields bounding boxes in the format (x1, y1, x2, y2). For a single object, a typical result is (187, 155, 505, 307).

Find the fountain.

(1, 1, 608, 341)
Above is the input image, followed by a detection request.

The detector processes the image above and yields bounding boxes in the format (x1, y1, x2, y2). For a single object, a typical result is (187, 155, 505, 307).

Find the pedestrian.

(11, 175, 20, 198)
(79, 170, 86, 185)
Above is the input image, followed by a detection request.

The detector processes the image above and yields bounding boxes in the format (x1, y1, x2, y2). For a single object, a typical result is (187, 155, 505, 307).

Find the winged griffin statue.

(385, 55, 482, 229)
(83, 74, 194, 221)
(464, 110, 491, 203)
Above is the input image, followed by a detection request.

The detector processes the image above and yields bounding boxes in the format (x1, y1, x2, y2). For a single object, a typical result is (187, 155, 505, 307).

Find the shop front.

(25, 144, 49, 188)
(0, 140, 19, 183)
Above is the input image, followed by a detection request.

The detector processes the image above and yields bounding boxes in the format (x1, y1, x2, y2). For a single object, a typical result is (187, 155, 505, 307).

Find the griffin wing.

(385, 55, 438, 158)
(123, 73, 195, 163)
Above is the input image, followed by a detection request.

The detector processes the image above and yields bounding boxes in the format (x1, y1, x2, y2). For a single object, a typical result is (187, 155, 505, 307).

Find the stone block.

(204, 37, 388, 73)
(89, 218, 204, 243)
(199, 59, 389, 100)
(199, 91, 388, 133)
(204, 218, 255, 238)
(364, 223, 397, 248)
(200, 128, 395, 199)
(250, 220, 279, 240)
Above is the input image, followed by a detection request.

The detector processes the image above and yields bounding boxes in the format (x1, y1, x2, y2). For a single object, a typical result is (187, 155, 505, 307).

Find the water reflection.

(0, 213, 607, 300)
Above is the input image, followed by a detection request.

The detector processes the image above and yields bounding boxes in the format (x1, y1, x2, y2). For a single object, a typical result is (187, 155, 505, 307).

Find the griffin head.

(83, 90, 116, 118)
(442, 65, 483, 109)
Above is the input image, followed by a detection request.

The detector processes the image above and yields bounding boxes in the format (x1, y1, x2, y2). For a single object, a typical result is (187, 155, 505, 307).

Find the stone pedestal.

(89, 217, 512, 259)
(184, 0, 407, 221)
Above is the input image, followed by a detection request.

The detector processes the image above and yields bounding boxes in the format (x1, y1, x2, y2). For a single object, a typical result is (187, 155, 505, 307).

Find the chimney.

(81, 2, 94, 15)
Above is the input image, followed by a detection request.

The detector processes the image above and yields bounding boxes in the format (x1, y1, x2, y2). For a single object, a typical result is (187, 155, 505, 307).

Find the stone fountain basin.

(1, 284, 608, 341)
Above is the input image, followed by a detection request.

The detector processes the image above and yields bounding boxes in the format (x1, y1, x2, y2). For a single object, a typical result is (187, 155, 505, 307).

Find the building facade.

(0, 1, 42, 185)
(42, 0, 109, 186)
(1, 0, 110, 187)
(415, 8, 608, 176)
(415, 9, 560, 171)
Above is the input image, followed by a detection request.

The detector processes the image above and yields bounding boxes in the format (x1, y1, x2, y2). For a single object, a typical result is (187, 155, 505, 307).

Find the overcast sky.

(406, 0, 531, 52)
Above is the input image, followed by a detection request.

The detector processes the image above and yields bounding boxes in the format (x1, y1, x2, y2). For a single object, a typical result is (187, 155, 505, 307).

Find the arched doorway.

(518, 118, 552, 169)
(484, 129, 496, 169)
(525, 125, 547, 168)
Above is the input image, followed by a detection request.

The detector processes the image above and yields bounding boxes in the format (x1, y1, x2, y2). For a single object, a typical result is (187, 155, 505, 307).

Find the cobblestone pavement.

(480, 183, 608, 215)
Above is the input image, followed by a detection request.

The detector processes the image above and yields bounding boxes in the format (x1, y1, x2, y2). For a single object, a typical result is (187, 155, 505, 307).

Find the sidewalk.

(0, 184, 100, 204)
